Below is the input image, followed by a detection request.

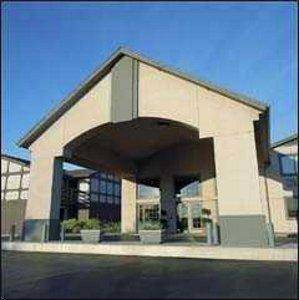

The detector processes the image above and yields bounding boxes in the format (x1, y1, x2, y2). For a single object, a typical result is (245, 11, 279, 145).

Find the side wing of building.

(1, 155, 30, 237)
(266, 135, 298, 235)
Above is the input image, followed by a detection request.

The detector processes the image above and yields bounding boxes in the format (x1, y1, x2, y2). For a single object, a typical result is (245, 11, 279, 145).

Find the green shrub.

(61, 219, 79, 233)
(82, 218, 101, 230)
(61, 218, 101, 233)
(139, 220, 162, 230)
(102, 222, 121, 233)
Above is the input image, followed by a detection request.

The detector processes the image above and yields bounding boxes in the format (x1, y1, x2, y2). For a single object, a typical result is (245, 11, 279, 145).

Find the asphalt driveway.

(1, 251, 297, 299)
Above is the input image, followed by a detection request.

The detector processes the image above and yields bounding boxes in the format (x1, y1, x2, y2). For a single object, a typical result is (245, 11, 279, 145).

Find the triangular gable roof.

(18, 46, 269, 149)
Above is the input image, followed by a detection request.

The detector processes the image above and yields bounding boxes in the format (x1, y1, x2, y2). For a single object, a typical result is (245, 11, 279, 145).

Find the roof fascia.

(271, 133, 298, 149)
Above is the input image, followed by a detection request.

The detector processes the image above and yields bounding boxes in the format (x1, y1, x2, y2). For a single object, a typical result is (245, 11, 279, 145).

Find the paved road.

(2, 251, 297, 299)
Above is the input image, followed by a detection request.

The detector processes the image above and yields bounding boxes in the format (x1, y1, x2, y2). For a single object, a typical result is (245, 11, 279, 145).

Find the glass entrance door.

(175, 175, 203, 233)
(177, 201, 203, 233)
(137, 203, 160, 232)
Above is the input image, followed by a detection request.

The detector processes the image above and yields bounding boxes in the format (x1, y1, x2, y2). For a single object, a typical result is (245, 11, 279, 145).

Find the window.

(114, 197, 120, 205)
(90, 193, 98, 202)
(99, 194, 106, 203)
(193, 218, 201, 228)
(1, 176, 6, 191)
(90, 178, 99, 193)
(191, 202, 202, 218)
(101, 172, 107, 180)
(21, 174, 30, 189)
(115, 183, 120, 197)
(107, 195, 113, 204)
(177, 203, 188, 219)
(6, 175, 21, 190)
(175, 175, 201, 198)
(100, 180, 106, 194)
(1, 160, 8, 174)
(107, 174, 114, 180)
(181, 181, 199, 197)
(280, 154, 298, 176)
(137, 184, 160, 199)
(138, 204, 160, 221)
(107, 182, 113, 195)
(285, 197, 298, 218)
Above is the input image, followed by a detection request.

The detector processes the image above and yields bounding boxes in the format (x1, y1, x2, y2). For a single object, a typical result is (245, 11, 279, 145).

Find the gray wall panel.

(219, 215, 269, 247)
(111, 56, 138, 123)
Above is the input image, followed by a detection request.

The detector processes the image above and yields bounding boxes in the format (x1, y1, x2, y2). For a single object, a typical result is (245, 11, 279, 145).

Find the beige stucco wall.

(138, 62, 263, 217)
(29, 72, 112, 157)
(26, 72, 112, 221)
(213, 131, 262, 215)
(25, 155, 56, 219)
(266, 140, 297, 234)
(138, 63, 260, 137)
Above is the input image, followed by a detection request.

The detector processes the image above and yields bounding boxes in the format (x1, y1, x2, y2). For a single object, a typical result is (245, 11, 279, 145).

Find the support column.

(201, 177, 218, 222)
(24, 155, 63, 241)
(213, 131, 269, 247)
(160, 175, 177, 234)
(121, 177, 137, 233)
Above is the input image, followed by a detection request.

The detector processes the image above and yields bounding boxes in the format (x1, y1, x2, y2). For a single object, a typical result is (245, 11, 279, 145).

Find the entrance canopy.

(64, 117, 200, 176)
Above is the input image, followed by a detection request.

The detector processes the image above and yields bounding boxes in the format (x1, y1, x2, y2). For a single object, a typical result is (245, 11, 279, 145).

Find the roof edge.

(1, 153, 30, 165)
(17, 47, 126, 149)
(17, 46, 269, 149)
(119, 47, 269, 112)
(271, 133, 298, 149)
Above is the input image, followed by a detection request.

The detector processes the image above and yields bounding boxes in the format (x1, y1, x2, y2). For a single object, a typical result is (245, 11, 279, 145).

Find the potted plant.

(138, 220, 163, 244)
(80, 219, 102, 243)
(101, 222, 121, 241)
(61, 218, 102, 243)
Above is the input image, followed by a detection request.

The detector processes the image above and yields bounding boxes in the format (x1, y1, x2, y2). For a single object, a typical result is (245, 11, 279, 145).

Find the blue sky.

(2, 2, 297, 160)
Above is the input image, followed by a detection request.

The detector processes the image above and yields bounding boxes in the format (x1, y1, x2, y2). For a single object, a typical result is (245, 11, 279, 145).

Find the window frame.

(284, 196, 298, 220)
(136, 180, 161, 199)
(279, 154, 298, 176)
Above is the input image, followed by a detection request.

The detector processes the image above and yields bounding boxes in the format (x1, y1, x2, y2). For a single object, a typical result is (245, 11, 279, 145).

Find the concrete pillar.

(121, 177, 137, 233)
(201, 177, 218, 222)
(187, 204, 193, 232)
(160, 175, 177, 234)
(206, 222, 213, 245)
(212, 222, 220, 244)
(24, 155, 63, 241)
(213, 131, 269, 247)
(201, 177, 217, 200)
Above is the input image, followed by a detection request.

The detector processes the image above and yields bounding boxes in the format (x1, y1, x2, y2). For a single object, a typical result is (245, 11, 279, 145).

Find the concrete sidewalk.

(3, 241, 297, 261)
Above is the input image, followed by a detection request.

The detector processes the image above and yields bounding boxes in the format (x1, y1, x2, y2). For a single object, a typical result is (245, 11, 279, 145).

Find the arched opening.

(60, 117, 219, 243)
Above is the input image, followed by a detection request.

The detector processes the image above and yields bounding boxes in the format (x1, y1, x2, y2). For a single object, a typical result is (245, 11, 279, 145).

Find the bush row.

(61, 219, 121, 233)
